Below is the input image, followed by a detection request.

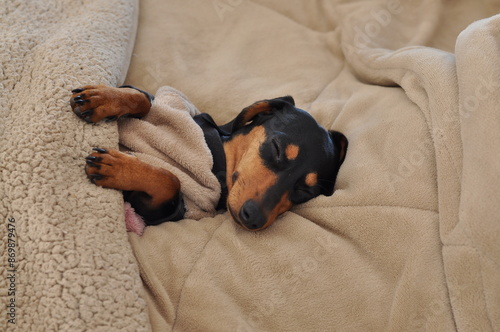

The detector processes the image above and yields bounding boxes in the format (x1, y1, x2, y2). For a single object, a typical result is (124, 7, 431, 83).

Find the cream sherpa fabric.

(0, 0, 150, 331)
(125, 0, 500, 331)
(118, 86, 221, 220)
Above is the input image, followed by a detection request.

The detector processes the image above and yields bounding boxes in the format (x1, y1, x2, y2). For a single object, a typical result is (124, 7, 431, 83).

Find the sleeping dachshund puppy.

(70, 85, 347, 231)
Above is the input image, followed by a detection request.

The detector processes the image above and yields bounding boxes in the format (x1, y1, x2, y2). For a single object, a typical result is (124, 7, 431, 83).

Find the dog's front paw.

(70, 85, 150, 123)
(70, 85, 114, 123)
(85, 148, 143, 191)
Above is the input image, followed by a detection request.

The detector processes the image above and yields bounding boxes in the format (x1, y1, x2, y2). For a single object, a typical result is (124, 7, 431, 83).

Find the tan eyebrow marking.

(305, 173, 318, 187)
(285, 144, 300, 160)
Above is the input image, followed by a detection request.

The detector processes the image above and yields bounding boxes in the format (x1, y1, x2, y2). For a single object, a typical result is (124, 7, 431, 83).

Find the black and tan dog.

(70, 85, 347, 231)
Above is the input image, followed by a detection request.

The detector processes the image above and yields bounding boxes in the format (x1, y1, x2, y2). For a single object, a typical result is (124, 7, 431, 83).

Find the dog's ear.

(220, 96, 295, 133)
(319, 131, 348, 196)
(272, 96, 295, 106)
(330, 131, 348, 166)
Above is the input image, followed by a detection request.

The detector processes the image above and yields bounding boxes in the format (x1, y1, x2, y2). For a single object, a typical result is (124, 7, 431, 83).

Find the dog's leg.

(70, 85, 151, 123)
(85, 148, 183, 224)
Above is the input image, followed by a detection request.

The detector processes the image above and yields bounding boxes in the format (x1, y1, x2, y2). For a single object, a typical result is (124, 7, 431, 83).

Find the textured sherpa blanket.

(125, 0, 500, 331)
(0, 0, 150, 331)
(118, 86, 221, 220)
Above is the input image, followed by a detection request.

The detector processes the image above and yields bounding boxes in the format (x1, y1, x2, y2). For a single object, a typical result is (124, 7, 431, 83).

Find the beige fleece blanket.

(0, 0, 151, 331)
(125, 0, 500, 331)
(118, 86, 220, 220)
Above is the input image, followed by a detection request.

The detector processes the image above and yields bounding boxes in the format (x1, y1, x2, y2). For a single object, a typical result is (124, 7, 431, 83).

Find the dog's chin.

(228, 206, 241, 225)
(228, 204, 263, 231)
(228, 205, 248, 230)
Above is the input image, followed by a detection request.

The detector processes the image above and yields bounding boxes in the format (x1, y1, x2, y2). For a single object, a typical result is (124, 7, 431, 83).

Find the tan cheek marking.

(224, 126, 275, 214)
(223, 134, 246, 191)
(305, 172, 318, 187)
(285, 144, 300, 160)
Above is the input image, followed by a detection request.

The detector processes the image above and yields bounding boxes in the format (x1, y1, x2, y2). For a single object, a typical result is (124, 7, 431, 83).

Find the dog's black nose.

(239, 200, 266, 230)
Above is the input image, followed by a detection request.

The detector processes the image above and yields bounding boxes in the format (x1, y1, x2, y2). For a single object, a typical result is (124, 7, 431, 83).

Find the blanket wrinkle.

(169, 219, 227, 331)
(296, 204, 439, 214)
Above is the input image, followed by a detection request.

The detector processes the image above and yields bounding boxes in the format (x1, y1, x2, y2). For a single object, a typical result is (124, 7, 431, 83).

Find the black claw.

(85, 160, 99, 168)
(72, 107, 93, 120)
(85, 156, 101, 162)
(89, 174, 104, 184)
(105, 116, 118, 122)
(81, 109, 93, 116)
(92, 148, 107, 153)
(78, 109, 94, 123)
(74, 97, 90, 105)
(72, 88, 84, 93)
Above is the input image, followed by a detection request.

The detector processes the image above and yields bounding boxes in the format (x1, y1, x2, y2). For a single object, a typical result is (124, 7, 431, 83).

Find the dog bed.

(1, 0, 499, 331)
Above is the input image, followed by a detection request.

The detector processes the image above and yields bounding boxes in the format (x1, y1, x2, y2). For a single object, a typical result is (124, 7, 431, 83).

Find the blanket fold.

(450, 15, 500, 330)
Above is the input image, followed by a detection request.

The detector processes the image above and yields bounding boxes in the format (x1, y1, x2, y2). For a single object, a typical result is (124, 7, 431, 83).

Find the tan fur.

(305, 172, 318, 187)
(285, 144, 300, 160)
(224, 126, 279, 225)
(71, 85, 150, 122)
(86, 149, 180, 207)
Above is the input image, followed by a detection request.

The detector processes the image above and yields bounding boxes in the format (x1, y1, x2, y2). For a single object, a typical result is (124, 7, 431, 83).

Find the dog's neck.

(193, 113, 228, 210)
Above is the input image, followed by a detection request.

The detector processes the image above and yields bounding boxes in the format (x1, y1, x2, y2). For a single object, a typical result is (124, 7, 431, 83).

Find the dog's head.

(221, 96, 348, 231)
